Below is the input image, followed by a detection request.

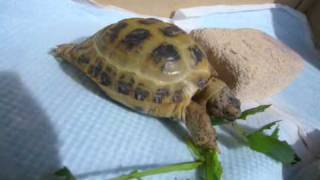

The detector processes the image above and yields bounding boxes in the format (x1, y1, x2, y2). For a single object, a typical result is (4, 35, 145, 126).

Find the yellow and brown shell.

(55, 18, 211, 120)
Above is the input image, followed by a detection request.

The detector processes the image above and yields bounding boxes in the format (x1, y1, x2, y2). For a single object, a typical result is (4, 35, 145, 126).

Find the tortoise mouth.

(206, 87, 241, 120)
(223, 102, 241, 120)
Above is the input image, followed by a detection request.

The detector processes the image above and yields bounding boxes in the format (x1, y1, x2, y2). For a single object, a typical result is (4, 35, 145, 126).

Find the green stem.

(113, 161, 202, 180)
(230, 123, 249, 143)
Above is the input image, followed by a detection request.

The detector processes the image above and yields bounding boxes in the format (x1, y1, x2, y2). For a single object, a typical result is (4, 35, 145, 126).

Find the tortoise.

(54, 18, 241, 150)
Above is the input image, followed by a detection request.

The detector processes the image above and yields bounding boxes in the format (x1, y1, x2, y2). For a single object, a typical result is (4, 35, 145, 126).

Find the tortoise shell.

(56, 18, 212, 119)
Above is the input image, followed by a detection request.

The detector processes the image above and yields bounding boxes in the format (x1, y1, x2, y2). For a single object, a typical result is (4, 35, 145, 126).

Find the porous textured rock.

(191, 28, 304, 103)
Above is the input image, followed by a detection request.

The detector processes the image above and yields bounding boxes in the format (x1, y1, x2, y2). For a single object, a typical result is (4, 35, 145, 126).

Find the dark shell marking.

(198, 79, 207, 89)
(109, 22, 128, 42)
(154, 88, 170, 104)
(117, 75, 135, 95)
(134, 88, 150, 101)
(189, 46, 204, 65)
(100, 65, 117, 86)
(161, 25, 185, 37)
(100, 72, 112, 86)
(139, 18, 162, 24)
(122, 29, 151, 50)
(105, 66, 116, 75)
(77, 54, 90, 64)
(172, 90, 183, 103)
(88, 62, 103, 77)
(118, 81, 132, 95)
(151, 44, 181, 63)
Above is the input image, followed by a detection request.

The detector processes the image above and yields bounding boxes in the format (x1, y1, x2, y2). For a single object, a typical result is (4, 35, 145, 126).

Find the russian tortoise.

(54, 18, 241, 150)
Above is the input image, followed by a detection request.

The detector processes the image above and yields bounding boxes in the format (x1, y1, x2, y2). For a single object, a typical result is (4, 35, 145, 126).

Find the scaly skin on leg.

(185, 101, 217, 150)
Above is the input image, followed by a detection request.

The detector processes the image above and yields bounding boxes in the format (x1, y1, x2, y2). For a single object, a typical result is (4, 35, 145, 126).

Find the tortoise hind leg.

(185, 101, 217, 150)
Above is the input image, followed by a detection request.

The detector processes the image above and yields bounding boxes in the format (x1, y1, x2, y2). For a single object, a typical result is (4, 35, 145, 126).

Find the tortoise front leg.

(185, 101, 217, 150)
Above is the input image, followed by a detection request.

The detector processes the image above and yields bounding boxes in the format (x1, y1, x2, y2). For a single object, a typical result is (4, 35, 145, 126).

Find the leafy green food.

(255, 120, 281, 132)
(55, 139, 223, 180)
(185, 138, 205, 161)
(210, 104, 299, 165)
(54, 167, 76, 180)
(211, 116, 229, 126)
(113, 161, 202, 180)
(271, 125, 280, 139)
(186, 139, 222, 180)
(112, 138, 224, 180)
(52, 104, 299, 180)
(204, 150, 223, 180)
(239, 104, 271, 120)
(211, 104, 272, 125)
(246, 121, 300, 164)
(230, 122, 249, 143)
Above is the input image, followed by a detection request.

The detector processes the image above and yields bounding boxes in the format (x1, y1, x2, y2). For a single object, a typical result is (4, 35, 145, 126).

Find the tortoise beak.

(224, 104, 241, 120)
(206, 88, 241, 121)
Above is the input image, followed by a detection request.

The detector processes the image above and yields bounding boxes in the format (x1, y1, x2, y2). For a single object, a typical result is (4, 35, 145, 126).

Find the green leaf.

(227, 123, 249, 143)
(271, 125, 280, 139)
(113, 161, 202, 180)
(240, 104, 272, 120)
(246, 121, 300, 165)
(204, 150, 223, 180)
(211, 116, 229, 126)
(54, 167, 76, 180)
(185, 138, 205, 161)
(185, 139, 222, 180)
(256, 120, 280, 132)
(247, 133, 299, 164)
(211, 104, 272, 126)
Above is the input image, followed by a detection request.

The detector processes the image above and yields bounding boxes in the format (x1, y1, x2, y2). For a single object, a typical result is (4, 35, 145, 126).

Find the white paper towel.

(0, 1, 319, 180)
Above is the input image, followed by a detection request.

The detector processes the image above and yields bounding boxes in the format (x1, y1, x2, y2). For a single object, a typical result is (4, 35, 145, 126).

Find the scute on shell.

(55, 18, 212, 119)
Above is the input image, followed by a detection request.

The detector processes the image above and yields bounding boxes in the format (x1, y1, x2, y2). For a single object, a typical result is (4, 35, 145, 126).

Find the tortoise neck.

(193, 77, 228, 106)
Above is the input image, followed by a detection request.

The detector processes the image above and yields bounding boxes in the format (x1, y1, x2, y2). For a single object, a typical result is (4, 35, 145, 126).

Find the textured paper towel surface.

(0, 1, 319, 180)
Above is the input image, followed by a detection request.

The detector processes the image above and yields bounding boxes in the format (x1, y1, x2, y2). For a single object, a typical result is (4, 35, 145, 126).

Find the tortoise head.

(206, 86, 241, 121)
